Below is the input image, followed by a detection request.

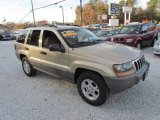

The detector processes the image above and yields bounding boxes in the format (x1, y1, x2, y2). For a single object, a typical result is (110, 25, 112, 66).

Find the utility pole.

(31, 0, 36, 25)
(80, 0, 83, 26)
(60, 6, 64, 24)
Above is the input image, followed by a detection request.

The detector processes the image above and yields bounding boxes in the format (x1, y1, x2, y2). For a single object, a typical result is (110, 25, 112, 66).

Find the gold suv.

(15, 26, 150, 106)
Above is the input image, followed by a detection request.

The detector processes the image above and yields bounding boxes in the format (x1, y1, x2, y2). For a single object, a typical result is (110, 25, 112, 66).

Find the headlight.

(113, 62, 136, 77)
(126, 38, 134, 43)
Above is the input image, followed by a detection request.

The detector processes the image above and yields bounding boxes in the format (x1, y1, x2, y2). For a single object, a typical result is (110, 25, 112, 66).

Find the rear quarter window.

(17, 30, 28, 43)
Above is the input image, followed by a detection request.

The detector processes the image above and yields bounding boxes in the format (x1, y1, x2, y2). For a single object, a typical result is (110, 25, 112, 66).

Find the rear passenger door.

(25, 30, 41, 69)
(16, 30, 28, 52)
(39, 30, 69, 79)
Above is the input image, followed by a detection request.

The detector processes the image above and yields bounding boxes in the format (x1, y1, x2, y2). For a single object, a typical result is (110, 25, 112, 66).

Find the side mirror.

(49, 44, 65, 53)
(141, 29, 148, 34)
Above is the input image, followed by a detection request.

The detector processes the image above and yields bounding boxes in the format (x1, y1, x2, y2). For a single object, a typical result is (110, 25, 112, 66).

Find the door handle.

(40, 51, 47, 55)
(25, 47, 29, 50)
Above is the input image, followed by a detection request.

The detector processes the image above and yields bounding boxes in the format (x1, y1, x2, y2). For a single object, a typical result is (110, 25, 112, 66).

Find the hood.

(73, 42, 142, 64)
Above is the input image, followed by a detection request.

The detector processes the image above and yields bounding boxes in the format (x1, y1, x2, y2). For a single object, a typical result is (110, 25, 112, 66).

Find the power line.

(19, 10, 32, 23)
(18, 0, 66, 23)
(34, 0, 66, 10)
(34, 0, 51, 7)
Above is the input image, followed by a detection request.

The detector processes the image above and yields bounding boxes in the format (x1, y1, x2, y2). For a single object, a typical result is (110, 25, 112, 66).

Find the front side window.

(148, 22, 156, 31)
(141, 25, 148, 33)
(59, 28, 102, 48)
(120, 25, 141, 34)
(42, 30, 62, 49)
(27, 30, 41, 46)
(17, 30, 28, 43)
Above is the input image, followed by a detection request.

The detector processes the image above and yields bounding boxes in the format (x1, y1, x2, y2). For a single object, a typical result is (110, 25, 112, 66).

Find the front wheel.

(77, 71, 110, 106)
(151, 38, 157, 47)
(22, 57, 37, 77)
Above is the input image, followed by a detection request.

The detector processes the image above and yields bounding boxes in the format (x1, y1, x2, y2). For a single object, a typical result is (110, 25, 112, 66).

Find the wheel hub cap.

(81, 79, 99, 101)
(23, 61, 30, 74)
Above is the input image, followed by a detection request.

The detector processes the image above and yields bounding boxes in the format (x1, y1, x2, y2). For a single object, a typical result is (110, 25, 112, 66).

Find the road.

(0, 41, 160, 120)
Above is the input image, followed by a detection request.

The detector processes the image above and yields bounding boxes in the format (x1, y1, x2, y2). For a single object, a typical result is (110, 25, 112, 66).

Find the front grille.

(115, 38, 124, 42)
(134, 55, 145, 72)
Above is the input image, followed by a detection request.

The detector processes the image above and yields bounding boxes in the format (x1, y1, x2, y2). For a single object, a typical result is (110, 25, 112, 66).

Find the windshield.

(120, 25, 141, 34)
(59, 28, 103, 47)
(96, 31, 109, 37)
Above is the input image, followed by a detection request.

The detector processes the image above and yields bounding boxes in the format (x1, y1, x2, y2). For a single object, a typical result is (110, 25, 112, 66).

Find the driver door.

(39, 30, 69, 78)
(141, 24, 150, 46)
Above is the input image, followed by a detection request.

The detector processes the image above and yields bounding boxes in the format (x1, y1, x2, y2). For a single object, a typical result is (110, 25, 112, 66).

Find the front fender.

(70, 61, 115, 77)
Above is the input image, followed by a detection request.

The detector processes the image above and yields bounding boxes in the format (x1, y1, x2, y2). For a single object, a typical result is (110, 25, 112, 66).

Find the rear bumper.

(15, 52, 21, 60)
(104, 62, 150, 93)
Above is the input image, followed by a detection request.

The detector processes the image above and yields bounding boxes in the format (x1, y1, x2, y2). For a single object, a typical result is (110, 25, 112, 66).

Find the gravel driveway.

(0, 41, 160, 120)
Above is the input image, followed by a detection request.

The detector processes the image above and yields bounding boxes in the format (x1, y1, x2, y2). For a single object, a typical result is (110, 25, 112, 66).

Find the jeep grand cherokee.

(15, 26, 150, 106)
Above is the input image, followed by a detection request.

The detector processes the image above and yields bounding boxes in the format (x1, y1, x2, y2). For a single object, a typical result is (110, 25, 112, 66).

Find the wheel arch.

(20, 54, 26, 61)
(74, 68, 105, 84)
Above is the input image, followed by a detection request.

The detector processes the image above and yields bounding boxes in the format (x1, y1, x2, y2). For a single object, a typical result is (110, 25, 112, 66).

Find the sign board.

(109, 19, 119, 27)
(123, 6, 132, 13)
(109, 3, 120, 15)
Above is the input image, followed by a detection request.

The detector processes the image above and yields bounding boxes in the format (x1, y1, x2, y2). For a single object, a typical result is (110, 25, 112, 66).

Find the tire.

(77, 71, 110, 106)
(136, 42, 142, 49)
(151, 38, 157, 47)
(22, 57, 37, 77)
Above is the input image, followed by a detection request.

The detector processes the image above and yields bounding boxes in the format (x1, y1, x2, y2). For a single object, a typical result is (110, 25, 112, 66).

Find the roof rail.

(41, 24, 59, 28)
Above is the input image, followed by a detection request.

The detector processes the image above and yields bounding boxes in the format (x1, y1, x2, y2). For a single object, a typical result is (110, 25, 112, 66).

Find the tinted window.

(27, 30, 41, 46)
(42, 30, 61, 49)
(17, 30, 28, 43)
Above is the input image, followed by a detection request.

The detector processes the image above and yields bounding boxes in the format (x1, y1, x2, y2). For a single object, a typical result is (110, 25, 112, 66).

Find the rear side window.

(27, 30, 41, 46)
(17, 30, 28, 43)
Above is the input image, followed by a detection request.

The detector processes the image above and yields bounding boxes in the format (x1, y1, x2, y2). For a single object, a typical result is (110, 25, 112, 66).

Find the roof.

(23, 25, 82, 31)
(57, 25, 82, 29)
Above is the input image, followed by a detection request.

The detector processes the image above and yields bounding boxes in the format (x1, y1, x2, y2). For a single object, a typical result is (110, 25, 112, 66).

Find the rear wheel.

(77, 71, 110, 106)
(22, 57, 37, 77)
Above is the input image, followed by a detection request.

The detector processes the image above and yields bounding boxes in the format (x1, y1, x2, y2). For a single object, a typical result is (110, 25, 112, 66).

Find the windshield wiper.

(72, 39, 104, 47)
(91, 39, 105, 43)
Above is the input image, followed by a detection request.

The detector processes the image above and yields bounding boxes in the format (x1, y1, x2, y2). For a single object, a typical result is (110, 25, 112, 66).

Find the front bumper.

(104, 62, 150, 93)
(153, 46, 160, 55)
